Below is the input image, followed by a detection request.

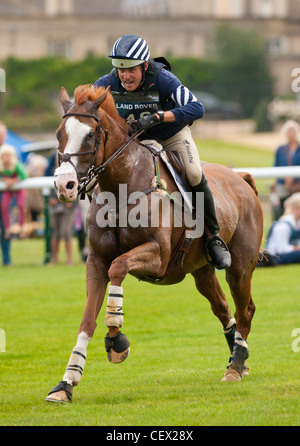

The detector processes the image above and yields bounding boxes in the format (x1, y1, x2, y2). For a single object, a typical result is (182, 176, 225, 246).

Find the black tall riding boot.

(191, 174, 231, 270)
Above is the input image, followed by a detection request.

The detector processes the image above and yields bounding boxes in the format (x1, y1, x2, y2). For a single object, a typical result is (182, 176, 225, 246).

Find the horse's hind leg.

(192, 265, 236, 367)
(222, 264, 256, 382)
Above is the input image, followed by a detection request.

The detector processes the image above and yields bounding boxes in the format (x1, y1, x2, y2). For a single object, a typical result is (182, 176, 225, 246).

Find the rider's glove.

(128, 111, 164, 135)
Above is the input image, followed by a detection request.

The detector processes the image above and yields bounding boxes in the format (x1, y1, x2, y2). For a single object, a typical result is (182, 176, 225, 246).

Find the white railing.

(0, 176, 55, 192)
(1, 165, 300, 193)
(232, 166, 300, 179)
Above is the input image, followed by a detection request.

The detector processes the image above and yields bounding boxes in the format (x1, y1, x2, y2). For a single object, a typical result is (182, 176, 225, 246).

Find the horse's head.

(54, 85, 109, 202)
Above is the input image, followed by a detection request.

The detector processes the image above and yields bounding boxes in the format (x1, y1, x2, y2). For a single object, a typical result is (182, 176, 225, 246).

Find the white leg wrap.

(63, 332, 90, 386)
(234, 331, 248, 349)
(223, 318, 236, 334)
(105, 285, 124, 328)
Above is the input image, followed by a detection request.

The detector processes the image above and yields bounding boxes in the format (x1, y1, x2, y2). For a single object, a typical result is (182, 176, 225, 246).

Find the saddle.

(141, 141, 193, 215)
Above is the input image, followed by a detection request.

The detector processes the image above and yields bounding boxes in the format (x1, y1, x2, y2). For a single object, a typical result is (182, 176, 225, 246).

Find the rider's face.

(118, 62, 148, 92)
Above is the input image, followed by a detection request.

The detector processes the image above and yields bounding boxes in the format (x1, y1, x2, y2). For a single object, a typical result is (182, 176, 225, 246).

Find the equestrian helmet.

(109, 35, 150, 68)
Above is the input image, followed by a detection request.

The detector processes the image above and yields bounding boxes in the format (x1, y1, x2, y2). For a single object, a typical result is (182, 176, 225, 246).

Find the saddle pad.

(145, 143, 193, 215)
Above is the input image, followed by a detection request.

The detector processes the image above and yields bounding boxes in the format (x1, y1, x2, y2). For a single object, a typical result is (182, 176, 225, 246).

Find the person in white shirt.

(262, 193, 300, 265)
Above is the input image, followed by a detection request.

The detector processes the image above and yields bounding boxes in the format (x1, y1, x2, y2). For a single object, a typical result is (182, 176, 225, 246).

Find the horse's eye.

(86, 131, 94, 140)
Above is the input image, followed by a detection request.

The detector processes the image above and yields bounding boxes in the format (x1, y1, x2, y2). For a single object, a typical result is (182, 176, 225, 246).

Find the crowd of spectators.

(0, 121, 89, 266)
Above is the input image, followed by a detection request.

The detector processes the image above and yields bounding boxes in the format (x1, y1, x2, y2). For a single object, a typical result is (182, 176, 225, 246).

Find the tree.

(213, 25, 274, 117)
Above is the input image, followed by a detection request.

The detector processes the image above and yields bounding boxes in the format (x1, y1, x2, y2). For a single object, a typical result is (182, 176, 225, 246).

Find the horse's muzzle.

(55, 172, 79, 202)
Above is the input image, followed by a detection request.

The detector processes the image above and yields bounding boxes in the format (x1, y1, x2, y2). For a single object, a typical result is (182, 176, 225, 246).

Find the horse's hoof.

(46, 380, 73, 403)
(243, 364, 250, 376)
(46, 390, 69, 403)
(220, 367, 242, 382)
(105, 331, 130, 364)
(107, 346, 130, 363)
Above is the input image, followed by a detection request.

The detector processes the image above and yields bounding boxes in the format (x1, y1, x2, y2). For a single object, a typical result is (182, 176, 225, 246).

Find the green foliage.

(0, 27, 274, 131)
(166, 57, 218, 91)
(1, 56, 112, 131)
(253, 98, 273, 132)
(213, 25, 274, 117)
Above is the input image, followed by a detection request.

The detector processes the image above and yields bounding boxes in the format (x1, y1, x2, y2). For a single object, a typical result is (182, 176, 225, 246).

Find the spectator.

(271, 120, 300, 219)
(49, 189, 76, 265)
(26, 155, 48, 235)
(259, 193, 300, 266)
(74, 196, 90, 263)
(45, 150, 57, 177)
(0, 142, 28, 239)
(0, 122, 11, 265)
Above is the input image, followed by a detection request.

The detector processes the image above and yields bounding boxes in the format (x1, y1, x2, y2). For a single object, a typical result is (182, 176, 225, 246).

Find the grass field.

(0, 140, 299, 426)
(0, 238, 299, 426)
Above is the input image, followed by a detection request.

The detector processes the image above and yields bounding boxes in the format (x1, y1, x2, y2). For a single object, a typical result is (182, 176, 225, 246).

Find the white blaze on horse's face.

(54, 117, 92, 203)
(64, 117, 92, 167)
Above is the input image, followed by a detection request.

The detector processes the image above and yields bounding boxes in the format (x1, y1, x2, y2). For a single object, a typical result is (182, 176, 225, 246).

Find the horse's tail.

(237, 171, 258, 196)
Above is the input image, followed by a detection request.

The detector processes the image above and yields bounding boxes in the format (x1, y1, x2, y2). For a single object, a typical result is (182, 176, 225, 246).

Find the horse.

(46, 84, 263, 403)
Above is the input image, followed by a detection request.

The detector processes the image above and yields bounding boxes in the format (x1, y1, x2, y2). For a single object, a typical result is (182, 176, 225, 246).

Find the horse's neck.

(97, 112, 144, 195)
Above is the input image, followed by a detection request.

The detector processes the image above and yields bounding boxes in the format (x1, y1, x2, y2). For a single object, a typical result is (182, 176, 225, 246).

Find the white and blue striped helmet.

(109, 35, 150, 68)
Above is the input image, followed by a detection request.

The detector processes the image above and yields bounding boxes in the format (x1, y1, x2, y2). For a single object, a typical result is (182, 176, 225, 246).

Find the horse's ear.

(59, 87, 73, 114)
(87, 88, 109, 114)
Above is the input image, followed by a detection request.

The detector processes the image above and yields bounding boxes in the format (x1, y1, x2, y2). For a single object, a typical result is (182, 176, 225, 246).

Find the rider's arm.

(156, 68, 205, 124)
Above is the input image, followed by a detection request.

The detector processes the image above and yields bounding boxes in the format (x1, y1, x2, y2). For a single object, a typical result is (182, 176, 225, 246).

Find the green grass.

(0, 238, 299, 426)
(198, 139, 274, 198)
(198, 139, 274, 169)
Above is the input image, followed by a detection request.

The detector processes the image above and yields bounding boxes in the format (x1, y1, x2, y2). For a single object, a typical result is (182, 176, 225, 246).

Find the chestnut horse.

(46, 85, 263, 403)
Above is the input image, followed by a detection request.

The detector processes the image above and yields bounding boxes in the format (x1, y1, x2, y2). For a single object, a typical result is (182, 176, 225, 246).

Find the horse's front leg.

(46, 252, 109, 402)
(104, 240, 166, 364)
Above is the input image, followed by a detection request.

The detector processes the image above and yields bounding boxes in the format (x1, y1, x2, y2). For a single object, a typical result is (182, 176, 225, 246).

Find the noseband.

(57, 111, 143, 198)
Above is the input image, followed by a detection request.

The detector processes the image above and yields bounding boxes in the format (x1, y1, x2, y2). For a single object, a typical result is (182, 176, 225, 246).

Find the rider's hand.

(128, 112, 162, 135)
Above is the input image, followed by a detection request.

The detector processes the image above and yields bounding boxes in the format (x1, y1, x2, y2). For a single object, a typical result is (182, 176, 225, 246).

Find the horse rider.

(94, 34, 231, 270)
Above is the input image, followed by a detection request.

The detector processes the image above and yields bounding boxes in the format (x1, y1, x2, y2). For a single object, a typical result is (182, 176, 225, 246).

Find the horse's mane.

(73, 84, 127, 129)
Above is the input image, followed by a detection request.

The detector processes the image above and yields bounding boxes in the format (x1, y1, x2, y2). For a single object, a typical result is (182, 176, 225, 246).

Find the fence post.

(42, 187, 51, 264)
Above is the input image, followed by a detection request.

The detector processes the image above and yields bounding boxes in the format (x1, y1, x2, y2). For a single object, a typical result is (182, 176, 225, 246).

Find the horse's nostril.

(66, 181, 75, 190)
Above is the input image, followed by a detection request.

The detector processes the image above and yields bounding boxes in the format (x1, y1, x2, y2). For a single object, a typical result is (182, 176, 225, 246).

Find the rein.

(57, 111, 144, 198)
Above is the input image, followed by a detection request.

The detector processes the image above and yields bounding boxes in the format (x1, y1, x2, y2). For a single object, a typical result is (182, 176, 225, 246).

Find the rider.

(94, 34, 231, 270)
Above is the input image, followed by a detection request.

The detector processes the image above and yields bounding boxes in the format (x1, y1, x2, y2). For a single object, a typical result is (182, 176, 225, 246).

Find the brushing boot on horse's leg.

(46, 253, 109, 402)
(46, 331, 90, 402)
(222, 318, 249, 377)
(191, 173, 231, 270)
(104, 285, 130, 363)
(105, 241, 166, 363)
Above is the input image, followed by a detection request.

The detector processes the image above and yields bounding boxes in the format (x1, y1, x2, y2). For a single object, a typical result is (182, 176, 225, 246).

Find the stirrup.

(205, 234, 231, 270)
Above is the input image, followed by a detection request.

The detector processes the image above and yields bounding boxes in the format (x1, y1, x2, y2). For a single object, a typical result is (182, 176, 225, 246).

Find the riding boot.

(191, 173, 231, 270)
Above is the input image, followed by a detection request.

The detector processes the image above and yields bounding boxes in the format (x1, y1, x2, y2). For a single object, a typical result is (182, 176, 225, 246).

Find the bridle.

(57, 111, 143, 197)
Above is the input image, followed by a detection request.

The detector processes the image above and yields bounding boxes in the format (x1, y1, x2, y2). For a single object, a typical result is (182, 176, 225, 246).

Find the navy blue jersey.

(94, 63, 204, 140)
